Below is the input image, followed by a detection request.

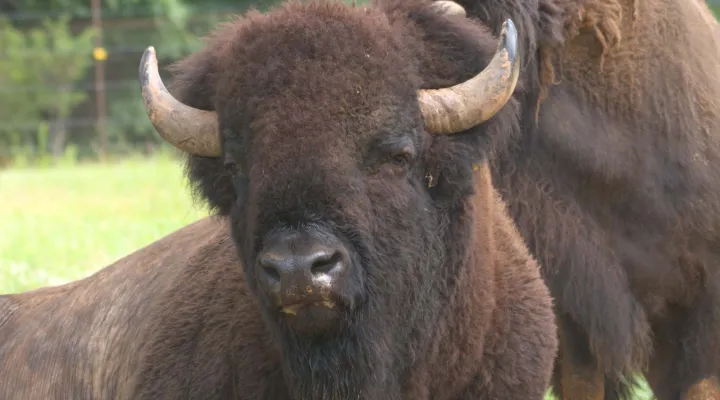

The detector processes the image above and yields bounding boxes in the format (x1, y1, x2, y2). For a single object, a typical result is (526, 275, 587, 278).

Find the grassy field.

(0, 154, 209, 294)
(0, 155, 654, 399)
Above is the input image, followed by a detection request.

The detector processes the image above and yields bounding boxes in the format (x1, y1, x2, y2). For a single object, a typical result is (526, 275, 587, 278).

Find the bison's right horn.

(428, 1, 467, 17)
(139, 46, 221, 157)
(417, 19, 520, 134)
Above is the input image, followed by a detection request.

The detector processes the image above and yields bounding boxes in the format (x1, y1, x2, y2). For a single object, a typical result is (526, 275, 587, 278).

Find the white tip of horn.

(429, 1, 467, 17)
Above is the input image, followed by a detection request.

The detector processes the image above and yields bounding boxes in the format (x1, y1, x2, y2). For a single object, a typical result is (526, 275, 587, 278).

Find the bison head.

(139, 0, 519, 397)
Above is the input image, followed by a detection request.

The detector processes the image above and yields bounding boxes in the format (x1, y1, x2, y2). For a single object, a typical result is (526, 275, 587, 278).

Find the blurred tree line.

(0, 0, 287, 166)
(0, 0, 716, 167)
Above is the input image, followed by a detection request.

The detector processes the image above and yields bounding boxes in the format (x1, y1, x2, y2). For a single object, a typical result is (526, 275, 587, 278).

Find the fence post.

(91, 0, 108, 160)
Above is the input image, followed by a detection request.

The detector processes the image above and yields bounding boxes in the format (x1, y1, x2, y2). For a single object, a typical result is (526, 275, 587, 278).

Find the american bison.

(441, 0, 720, 398)
(0, 1, 559, 398)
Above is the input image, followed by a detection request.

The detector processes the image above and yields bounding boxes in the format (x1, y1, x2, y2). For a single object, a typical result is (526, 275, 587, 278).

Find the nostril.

(310, 251, 343, 275)
(259, 256, 282, 281)
(262, 265, 281, 281)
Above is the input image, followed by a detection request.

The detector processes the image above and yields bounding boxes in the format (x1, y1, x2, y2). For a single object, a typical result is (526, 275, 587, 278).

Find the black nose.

(257, 229, 351, 302)
(259, 246, 344, 282)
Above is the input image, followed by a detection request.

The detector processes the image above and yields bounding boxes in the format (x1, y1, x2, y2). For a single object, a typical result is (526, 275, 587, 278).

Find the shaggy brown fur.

(0, 1, 558, 399)
(444, 0, 720, 398)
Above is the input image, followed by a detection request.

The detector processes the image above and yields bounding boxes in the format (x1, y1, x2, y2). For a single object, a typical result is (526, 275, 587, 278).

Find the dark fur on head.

(166, 0, 522, 398)
(176, 0, 523, 217)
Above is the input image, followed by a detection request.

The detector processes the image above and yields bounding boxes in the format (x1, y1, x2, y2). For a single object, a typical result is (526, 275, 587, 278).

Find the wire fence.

(0, 6, 256, 162)
(0, 1, 718, 163)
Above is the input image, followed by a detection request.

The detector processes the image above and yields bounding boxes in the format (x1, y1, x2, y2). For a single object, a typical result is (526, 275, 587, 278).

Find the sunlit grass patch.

(0, 155, 208, 294)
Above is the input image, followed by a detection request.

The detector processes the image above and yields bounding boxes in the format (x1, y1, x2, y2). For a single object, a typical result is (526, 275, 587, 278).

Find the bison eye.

(388, 147, 414, 169)
(391, 153, 411, 167)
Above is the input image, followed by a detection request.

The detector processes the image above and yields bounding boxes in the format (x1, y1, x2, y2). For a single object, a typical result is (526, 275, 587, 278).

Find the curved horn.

(428, 1, 467, 17)
(417, 19, 520, 134)
(139, 46, 221, 157)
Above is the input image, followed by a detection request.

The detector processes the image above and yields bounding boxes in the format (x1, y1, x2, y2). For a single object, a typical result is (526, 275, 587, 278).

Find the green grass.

(0, 156, 655, 399)
(0, 154, 209, 294)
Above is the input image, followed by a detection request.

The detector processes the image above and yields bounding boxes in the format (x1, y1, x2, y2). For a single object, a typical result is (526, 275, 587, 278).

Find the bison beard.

(232, 191, 448, 399)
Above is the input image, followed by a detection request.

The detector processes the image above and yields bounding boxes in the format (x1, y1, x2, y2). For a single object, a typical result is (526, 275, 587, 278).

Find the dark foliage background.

(0, 0, 716, 166)
(0, 0, 310, 166)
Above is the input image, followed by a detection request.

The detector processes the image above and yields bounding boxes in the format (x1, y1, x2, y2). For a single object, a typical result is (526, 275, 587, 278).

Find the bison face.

(138, 0, 519, 395)
(229, 102, 436, 337)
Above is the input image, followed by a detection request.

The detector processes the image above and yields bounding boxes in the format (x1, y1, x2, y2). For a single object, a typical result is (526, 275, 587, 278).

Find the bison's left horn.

(417, 19, 520, 134)
(139, 46, 221, 157)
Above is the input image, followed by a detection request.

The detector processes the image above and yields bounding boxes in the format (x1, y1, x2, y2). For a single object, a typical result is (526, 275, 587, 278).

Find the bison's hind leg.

(549, 313, 646, 400)
(551, 313, 606, 400)
(645, 280, 720, 400)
